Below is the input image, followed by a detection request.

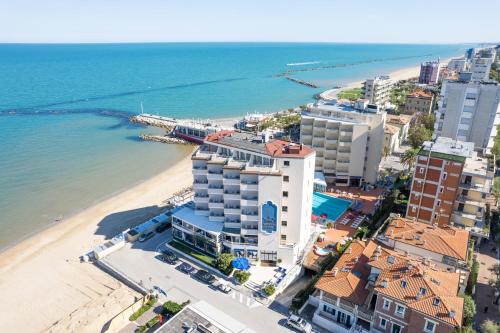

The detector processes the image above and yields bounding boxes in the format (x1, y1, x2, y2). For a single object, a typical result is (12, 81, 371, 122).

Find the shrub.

(162, 301, 182, 316)
(129, 296, 157, 321)
(481, 320, 500, 333)
(233, 270, 251, 284)
(263, 283, 276, 296)
(465, 260, 479, 295)
(461, 294, 476, 326)
(146, 315, 159, 328)
(214, 253, 234, 275)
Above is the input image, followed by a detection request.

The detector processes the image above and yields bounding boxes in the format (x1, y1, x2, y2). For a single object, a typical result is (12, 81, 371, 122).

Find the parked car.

(194, 269, 216, 284)
(156, 222, 172, 233)
(158, 252, 178, 265)
(286, 315, 312, 333)
(178, 262, 195, 274)
(138, 231, 154, 242)
(217, 280, 232, 293)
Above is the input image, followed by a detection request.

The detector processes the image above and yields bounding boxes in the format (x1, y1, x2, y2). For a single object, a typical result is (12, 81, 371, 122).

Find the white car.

(286, 315, 312, 333)
(217, 280, 232, 293)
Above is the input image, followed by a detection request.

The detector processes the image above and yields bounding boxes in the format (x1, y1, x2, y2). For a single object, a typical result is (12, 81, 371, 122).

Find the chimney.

(348, 247, 352, 254)
(332, 267, 338, 276)
(449, 310, 456, 318)
(381, 279, 388, 288)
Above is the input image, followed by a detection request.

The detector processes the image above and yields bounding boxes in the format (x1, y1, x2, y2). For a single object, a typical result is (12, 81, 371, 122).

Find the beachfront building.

(447, 58, 468, 72)
(378, 216, 469, 272)
(434, 80, 500, 154)
(300, 100, 386, 186)
(309, 240, 464, 333)
(406, 138, 474, 226)
(363, 76, 394, 107)
(404, 89, 434, 114)
(419, 60, 441, 85)
(172, 130, 315, 266)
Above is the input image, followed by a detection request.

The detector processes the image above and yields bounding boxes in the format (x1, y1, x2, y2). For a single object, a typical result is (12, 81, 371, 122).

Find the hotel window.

(395, 304, 406, 317)
(442, 172, 447, 180)
(380, 318, 387, 329)
(424, 319, 436, 333)
(392, 323, 402, 333)
(283, 191, 288, 197)
(284, 160, 290, 167)
(439, 187, 444, 193)
(281, 220, 287, 227)
(283, 175, 289, 182)
(282, 206, 288, 212)
(323, 304, 336, 316)
(281, 235, 286, 241)
(419, 167, 425, 174)
(412, 206, 417, 213)
(436, 200, 441, 207)
(383, 299, 391, 310)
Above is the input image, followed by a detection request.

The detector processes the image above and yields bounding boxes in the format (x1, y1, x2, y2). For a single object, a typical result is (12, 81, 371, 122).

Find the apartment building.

(172, 131, 315, 266)
(300, 100, 385, 186)
(404, 89, 434, 114)
(447, 58, 468, 72)
(363, 76, 394, 106)
(406, 138, 493, 242)
(310, 240, 464, 333)
(434, 80, 500, 154)
(406, 138, 474, 226)
(378, 216, 469, 271)
(419, 61, 441, 85)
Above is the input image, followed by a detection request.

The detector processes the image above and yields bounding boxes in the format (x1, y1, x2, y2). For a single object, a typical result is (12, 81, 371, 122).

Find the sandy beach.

(0, 58, 455, 333)
(319, 58, 454, 100)
(0, 149, 195, 332)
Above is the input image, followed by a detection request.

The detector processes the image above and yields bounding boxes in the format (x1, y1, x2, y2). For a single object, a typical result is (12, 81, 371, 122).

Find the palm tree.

(400, 148, 418, 173)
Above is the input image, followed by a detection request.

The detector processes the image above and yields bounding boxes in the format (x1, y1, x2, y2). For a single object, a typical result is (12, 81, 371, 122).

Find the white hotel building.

(172, 131, 315, 266)
(300, 101, 386, 186)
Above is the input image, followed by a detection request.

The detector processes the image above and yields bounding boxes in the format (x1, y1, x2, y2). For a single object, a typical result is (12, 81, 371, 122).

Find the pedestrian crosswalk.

(229, 290, 261, 308)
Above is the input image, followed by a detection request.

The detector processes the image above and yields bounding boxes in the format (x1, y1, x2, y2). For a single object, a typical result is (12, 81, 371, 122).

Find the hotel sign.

(261, 201, 277, 234)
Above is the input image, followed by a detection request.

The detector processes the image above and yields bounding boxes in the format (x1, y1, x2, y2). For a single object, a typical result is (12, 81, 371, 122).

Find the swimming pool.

(312, 192, 352, 222)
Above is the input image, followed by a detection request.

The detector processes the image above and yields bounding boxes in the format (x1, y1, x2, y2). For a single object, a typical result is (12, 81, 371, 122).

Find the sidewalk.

(473, 241, 500, 327)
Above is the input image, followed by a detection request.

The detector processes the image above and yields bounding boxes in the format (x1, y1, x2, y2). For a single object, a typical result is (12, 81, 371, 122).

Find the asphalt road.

(103, 230, 294, 332)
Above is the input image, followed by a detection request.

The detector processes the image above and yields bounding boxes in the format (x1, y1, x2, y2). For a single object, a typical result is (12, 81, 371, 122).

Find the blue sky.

(1, 0, 499, 43)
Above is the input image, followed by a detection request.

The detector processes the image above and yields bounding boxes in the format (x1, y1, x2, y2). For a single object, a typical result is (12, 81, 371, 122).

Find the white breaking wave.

(286, 61, 321, 66)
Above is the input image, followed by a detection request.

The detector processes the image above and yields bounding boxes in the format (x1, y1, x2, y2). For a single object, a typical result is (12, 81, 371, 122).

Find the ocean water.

(0, 43, 466, 249)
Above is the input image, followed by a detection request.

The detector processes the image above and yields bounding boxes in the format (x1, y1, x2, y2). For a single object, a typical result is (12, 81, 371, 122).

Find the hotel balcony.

(459, 182, 491, 193)
(241, 182, 258, 191)
(224, 206, 241, 215)
(241, 197, 258, 206)
(224, 191, 241, 201)
(194, 196, 209, 204)
(241, 212, 258, 221)
(192, 167, 208, 176)
(456, 195, 486, 208)
(223, 176, 240, 186)
(209, 213, 224, 222)
(207, 171, 223, 181)
(208, 186, 224, 195)
(193, 181, 209, 190)
(241, 226, 258, 236)
(208, 200, 224, 209)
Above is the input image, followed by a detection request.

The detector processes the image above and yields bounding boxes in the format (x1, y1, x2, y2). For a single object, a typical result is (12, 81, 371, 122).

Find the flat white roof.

(172, 206, 223, 234)
(191, 300, 257, 333)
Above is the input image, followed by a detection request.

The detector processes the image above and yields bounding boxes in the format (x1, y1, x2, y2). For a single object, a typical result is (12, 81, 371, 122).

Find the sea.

(0, 42, 467, 250)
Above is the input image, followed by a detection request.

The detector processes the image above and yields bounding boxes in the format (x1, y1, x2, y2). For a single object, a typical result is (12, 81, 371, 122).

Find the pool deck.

(324, 186, 386, 216)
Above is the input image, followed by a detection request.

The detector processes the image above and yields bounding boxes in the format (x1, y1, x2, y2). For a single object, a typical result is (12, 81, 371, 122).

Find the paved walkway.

(473, 240, 500, 328)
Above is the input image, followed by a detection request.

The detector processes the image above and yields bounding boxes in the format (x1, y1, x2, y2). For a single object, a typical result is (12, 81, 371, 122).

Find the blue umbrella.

(232, 257, 250, 270)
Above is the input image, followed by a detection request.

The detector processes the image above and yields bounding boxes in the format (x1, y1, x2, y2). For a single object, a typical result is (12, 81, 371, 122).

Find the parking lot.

(103, 229, 293, 332)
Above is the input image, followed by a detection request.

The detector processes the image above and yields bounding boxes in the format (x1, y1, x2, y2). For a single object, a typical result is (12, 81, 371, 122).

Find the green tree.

(233, 270, 251, 284)
(455, 325, 476, 333)
(401, 148, 419, 172)
(418, 113, 436, 131)
(263, 283, 276, 296)
(488, 263, 500, 305)
(214, 253, 234, 275)
(162, 301, 182, 315)
(491, 125, 500, 157)
(481, 320, 500, 333)
(408, 126, 432, 149)
(461, 295, 476, 326)
(492, 178, 500, 202)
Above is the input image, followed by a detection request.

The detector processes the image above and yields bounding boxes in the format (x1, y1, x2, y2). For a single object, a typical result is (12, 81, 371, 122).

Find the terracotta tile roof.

(315, 240, 375, 305)
(384, 124, 400, 135)
(408, 89, 433, 99)
(265, 140, 315, 158)
(386, 114, 413, 126)
(383, 217, 469, 261)
(371, 247, 463, 327)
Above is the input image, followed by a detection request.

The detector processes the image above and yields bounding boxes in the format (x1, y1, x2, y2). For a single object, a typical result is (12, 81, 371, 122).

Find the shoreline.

(0, 149, 195, 332)
(0, 56, 457, 332)
(318, 57, 455, 100)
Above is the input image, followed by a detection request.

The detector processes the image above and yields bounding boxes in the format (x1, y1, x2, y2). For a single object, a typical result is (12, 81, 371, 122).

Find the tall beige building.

(300, 101, 385, 186)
